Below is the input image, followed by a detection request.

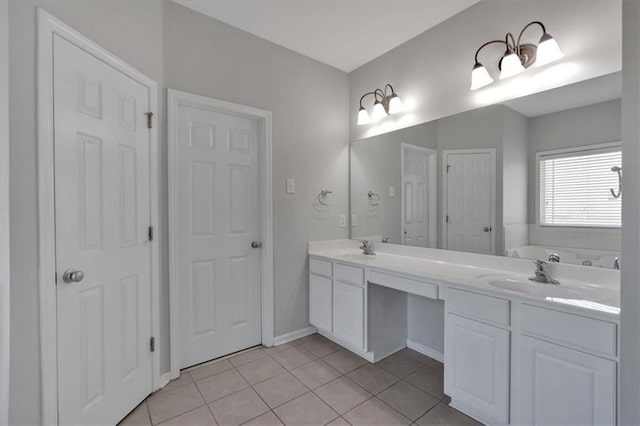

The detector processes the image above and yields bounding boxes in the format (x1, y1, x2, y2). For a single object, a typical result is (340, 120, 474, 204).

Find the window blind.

(539, 147, 621, 227)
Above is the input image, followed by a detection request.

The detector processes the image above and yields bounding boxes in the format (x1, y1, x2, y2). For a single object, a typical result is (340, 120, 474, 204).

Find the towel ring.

(368, 191, 381, 206)
(318, 188, 334, 206)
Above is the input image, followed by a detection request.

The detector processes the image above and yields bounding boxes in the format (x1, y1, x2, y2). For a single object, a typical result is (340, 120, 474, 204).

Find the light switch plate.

(286, 178, 295, 194)
(389, 187, 395, 197)
(351, 214, 358, 227)
(339, 214, 346, 228)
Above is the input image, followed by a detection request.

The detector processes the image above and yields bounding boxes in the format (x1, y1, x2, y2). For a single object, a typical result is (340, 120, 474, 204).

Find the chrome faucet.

(548, 253, 560, 263)
(529, 260, 559, 285)
(360, 240, 375, 255)
(614, 257, 621, 270)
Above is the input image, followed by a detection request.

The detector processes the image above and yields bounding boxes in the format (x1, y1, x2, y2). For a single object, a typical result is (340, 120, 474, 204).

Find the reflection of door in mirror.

(444, 149, 495, 255)
(401, 144, 437, 247)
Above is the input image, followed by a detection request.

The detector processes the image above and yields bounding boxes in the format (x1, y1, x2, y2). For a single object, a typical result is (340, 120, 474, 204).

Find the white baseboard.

(159, 372, 171, 389)
(273, 326, 317, 346)
(407, 339, 444, 363)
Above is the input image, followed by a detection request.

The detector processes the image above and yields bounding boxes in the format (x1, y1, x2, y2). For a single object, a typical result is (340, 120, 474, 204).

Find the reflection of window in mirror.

(537, 142, 622, 228)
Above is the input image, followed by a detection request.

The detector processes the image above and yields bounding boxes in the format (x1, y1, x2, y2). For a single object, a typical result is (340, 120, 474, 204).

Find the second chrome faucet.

(529, 259, 559, 284)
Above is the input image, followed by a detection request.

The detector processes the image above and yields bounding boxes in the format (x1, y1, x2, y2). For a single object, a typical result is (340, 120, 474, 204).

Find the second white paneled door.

(54, 35, 153, 425)
(173, 97, 262, 369)
(443, 150, 494, 255)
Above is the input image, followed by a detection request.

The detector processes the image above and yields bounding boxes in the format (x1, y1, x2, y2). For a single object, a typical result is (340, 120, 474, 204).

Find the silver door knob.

(483, 227, 491, 232)
(62, 268, 85, 283)
(251, 241, 262, 248)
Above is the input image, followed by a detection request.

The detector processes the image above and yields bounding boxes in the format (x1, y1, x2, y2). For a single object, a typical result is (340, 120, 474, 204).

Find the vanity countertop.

(309, 242, 620, 319)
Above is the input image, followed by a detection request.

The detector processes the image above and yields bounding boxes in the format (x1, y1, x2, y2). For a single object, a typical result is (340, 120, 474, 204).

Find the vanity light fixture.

(470, 21, 564, 90)
(357, 84, 403, 125)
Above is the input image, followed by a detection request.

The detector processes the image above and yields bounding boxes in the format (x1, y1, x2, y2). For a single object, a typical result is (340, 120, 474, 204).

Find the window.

(538, 144, 621, 228)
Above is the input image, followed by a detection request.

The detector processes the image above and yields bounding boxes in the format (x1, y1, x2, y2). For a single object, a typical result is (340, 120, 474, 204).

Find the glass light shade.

(499, 51, 525, 79)
(357, 106, 371, 125)
(470, 63, 494, 90)
(535, 33, 564, 67)
(371, 101, 387, 121)
(387, 94, 403, 114)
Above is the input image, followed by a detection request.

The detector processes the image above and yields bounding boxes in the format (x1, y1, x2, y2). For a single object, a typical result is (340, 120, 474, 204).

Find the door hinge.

(148, 226, 154, 242)
(446, 165, 451, 173)
(150, 336, 155, 352)
(145, 112, 153, 129)
(446, 215, 449, 223)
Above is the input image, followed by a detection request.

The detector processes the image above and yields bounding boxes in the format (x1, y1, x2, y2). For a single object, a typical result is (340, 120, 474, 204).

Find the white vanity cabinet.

(445, 288, 511, 425)
(519, 336, 616, 426)
(332, 280, 364, 348)
(517, 304, 618, 426)
(309, 273, 332, 333)
(309, 257, 365, 352)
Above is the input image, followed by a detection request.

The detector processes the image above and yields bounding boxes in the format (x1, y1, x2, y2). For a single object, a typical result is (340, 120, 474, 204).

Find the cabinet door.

(520, 336, 616, 426)
(333, 281, 364, 349)
(445, 314, 510, 424)
(309, 274, 332, 333)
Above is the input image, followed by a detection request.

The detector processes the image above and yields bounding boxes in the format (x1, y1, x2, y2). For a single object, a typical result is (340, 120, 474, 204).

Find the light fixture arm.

(505, 32, 518, 53)
(516, 20, 547, 50)
(473, 39, 507, 65)
(358, 91, 377, 108)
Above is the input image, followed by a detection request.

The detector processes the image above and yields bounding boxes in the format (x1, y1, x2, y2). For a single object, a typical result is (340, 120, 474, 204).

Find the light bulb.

(371, 100, 387, 121)
(535, 33, 564, 67)
(387, 94, 403, 114)
(470, 62, 494, 90)
(357, 106, 371, 125)
(499, 51, 525, 79)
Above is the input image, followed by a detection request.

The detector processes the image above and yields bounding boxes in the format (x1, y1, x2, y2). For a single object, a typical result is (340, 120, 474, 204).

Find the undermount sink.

(476, 274, 601, 300)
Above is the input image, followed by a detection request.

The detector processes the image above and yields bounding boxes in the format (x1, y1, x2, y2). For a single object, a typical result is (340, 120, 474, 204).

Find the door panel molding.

(442, 148, 496, 255)
(37, 9, 161, 425)
(401, 143, 437, 247)
(168, 89, 274, 379)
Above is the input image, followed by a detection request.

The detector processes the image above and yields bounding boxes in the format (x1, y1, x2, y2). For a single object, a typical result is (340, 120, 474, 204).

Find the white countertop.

(309, 240, 620, 319)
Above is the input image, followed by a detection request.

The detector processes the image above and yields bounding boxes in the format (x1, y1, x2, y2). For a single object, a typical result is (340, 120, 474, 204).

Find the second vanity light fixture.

(357, 84, 403, 125)
(470, 21, 564, 90)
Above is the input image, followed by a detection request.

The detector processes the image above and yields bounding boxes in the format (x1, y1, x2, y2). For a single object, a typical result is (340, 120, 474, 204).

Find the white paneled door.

(174, 100, 262, 368)
(402, 146, 431, 247)
(444, 151, 494, 254)
(54, 35, 153, 425)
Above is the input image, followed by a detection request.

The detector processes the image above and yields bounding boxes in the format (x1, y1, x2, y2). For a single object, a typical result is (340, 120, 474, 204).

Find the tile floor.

(119, 334, 481, 426)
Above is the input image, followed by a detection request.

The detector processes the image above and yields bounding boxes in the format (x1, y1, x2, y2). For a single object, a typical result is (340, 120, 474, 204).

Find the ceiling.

(173, 0, 480, 72)
(504, 72, 621, 118)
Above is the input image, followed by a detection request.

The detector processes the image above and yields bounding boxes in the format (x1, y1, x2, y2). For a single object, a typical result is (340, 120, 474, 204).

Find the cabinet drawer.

(522, 304, 617, 357)
(447, 287, 510, 326)
(310, 258, 332, 277)
(334, 263, 365, 286)
(369, 270, 438, 299)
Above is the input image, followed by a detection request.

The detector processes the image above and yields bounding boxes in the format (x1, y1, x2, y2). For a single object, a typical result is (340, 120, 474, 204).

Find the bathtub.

(508, 245, 620, 269)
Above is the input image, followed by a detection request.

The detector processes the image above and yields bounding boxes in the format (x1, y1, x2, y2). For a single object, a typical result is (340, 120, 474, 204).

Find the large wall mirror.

(350, 72, 621, 269)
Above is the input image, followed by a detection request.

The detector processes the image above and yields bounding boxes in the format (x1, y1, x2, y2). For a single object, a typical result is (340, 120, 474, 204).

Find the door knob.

(62, 268, 85, 283)
(483, 227, 491, 232)
(251, 241, 263, 249)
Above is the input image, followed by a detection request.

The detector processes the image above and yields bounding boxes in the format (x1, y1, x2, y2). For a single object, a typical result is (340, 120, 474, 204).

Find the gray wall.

(349, 0, 621, 142)
(9, 1, 164, 424)
(8, 1, 349, 424)
(436, 105, 506, 255)
(164, 1, 350, 338)
(621, 1, 640, 423)
(527, 99, 622, 223)
(502, 107, 529, 228)
(350, 122, 437, 244)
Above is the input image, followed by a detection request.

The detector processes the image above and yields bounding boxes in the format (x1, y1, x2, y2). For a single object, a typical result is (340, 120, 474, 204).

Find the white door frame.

(441, 148, 497, 255)
(0, 1, 10, 424)
(400, 143, 437, 247)
(37, 9, 161, 424)
(168, 89, 274, 379)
